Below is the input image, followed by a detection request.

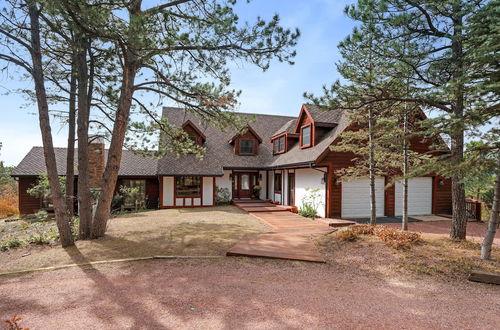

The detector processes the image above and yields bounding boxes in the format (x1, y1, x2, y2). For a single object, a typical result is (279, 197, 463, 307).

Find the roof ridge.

(162, 106, 297, 119)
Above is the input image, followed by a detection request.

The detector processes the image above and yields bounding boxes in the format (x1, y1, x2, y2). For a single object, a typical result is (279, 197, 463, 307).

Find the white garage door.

(395, 177, 432, 216)
(342, 178, 385, 218)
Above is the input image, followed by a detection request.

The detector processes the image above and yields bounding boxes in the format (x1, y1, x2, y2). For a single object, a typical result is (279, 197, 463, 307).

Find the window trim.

(272, 133, 287, 154)
(274, 173, 282, 193)
(300, 124, 312, 148)
(175, 176, 202, 198)
(239, 139, 255, 155)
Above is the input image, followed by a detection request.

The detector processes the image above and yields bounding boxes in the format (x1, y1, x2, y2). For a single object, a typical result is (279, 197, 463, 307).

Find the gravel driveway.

(1, 258, 499, 329)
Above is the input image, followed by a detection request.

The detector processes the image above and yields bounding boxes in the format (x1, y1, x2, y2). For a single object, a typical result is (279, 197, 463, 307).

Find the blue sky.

(0, 0, 356, 166)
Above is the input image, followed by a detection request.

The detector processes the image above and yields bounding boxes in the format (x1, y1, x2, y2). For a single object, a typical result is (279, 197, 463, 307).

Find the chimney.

(88, 137, 105, 189)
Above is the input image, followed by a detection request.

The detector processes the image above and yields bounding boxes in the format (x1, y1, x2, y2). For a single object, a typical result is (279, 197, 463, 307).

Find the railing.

(465, 199, 482, 221)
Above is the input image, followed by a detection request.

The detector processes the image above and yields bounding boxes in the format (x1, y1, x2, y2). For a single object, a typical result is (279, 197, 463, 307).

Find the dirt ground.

(1, 257, 499, 330)
(0, 206, 268, 273)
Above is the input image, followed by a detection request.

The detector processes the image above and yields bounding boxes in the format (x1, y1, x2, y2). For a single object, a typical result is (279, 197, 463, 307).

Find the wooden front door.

(288, 173, 295, 206)
(234, 172, 256, 199)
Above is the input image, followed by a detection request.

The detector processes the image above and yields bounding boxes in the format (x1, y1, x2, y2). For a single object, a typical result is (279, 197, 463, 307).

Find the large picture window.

(301, 125, 311, 147)
(175, 176, 202, 197)
(239, 139, 255, 155)
(274, 173, 282, 193)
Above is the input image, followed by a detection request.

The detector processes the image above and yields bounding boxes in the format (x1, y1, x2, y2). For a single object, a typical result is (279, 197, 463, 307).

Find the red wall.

(19, 176, 160, 214)
(18, 176, 42, 215)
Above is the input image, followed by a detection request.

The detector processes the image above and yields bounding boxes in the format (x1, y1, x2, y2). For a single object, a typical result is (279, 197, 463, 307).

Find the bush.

(0, 237, 21, 251)
(0, 184, 19, 218)
(337, 224, 421, 249)
(299, 188, 324, 219)
(216, 187, 231, 205)
(299, 202, 318, 219)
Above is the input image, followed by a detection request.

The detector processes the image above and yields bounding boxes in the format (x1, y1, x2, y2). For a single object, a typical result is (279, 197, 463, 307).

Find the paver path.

(227, 201, 334, 262)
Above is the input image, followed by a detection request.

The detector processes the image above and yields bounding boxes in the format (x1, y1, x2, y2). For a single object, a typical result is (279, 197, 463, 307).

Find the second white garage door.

(395, 177, 432, 216)
(341, 178, 385, 218)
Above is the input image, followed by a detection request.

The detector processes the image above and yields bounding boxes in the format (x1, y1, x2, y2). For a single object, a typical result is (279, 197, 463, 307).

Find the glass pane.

(279, 136, 285, 151)
(176, 176, 201, 197)
(240, 139, 254, 154)
(302, 126, 311, 146)
(241, 174, 250, 190)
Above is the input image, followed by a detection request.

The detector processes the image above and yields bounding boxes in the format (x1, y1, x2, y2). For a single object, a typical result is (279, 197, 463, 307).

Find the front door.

(234, 172, 255, 199)
(288, 173, 295, 206)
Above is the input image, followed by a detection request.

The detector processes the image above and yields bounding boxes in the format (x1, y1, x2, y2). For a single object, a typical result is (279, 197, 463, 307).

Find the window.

(175, 176, 201, 197)
(239, 139, 255, 155)
(301, 125, 311, 147)
(273, 135, 286, 154)
(274, 173, 282, 193)
(279, 135, 285, 152)
(241, 174, 250, 190)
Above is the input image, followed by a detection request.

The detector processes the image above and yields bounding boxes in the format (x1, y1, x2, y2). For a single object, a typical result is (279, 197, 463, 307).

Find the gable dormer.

(271, 119, 299, 155)
(182, 120, 206, 146)
(229, 125, 262, 156)
(294, 105, 315, 149)
(294, 104, 339, 149)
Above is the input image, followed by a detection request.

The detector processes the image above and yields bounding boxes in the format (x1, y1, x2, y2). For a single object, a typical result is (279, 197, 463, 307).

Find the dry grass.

(336, 224, 422, 249)
(0, 206, 269, 273)
(316, 227, 500, 282)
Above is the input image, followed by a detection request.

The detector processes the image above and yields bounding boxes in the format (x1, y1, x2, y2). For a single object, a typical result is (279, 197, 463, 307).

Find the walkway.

(227, 200, 335, 262)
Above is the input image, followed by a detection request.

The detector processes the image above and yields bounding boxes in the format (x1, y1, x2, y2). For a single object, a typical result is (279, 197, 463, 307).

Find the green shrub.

(216, 187, 231, 205)
(299, 202, 318, 219)
(299, 188, 324, 219)
(0, 237, 21, 251)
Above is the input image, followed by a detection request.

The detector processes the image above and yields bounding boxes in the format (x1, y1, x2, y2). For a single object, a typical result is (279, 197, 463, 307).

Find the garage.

(395, 177, 433, 216)
(341, 178, 385, 218)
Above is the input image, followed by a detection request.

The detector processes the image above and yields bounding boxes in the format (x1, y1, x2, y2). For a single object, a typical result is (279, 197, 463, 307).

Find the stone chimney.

(88, 138, 105, 189)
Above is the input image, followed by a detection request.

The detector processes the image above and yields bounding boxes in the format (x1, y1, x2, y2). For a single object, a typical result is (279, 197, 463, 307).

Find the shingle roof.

(272, 119, 297, 137)
(12, 147, 158, 176)
(303, 104, 343, 126)
(156, 107, 296, 175)
(13, 105, 350, 177)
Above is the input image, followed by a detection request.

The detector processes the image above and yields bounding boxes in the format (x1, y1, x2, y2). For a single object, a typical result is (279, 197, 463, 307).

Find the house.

(12, 104, 452, 218)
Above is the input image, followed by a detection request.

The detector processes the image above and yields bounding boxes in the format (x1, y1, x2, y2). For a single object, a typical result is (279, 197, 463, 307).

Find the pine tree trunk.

(92, 62, 138, 238)
(368, 105, 377, 225)
(449, 7, 467, 240)
(481, 154, 500, 260)
(65, 58, 77, 218)
(75, 37, 92, 239)
(402, 101, 409, 231)
(28, 3, 74, 247)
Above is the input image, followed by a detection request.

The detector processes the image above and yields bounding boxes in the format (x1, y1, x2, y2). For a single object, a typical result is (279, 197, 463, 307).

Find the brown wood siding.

(234, 130, 259, 155)
(318, 151, 356, 217)
(183, 124, 204, 145)
(435, 176, 452, 214)
(18, 176, 42, 214)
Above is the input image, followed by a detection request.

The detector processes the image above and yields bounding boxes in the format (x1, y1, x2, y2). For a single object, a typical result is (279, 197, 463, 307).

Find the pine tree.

(322, 0, 497, 239)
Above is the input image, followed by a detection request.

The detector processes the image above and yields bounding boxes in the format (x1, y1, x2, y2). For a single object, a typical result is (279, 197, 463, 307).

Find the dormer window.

(239, 139, 255, 155)
(182, 120, 206, 146)
(301, 125, 312, 148)
(273, 135, 286, 154)
(229, 125, 262, 156)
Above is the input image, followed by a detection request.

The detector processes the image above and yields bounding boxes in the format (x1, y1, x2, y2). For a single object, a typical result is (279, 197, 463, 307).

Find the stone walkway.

(227, 201, 335, 262)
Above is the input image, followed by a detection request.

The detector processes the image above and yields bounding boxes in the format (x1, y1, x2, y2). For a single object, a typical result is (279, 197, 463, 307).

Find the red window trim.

(300, 124, 313, 148)
(272, 133, 287, 154)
